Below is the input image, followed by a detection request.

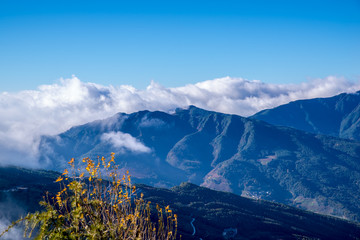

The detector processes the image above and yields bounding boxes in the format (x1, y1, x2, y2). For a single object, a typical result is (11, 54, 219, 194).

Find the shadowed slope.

(1, 167, 360, 240)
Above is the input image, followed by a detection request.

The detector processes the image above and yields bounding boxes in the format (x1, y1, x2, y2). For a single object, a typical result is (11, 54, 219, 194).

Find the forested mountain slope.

(1, 167, 360, 240)
(39, 106, 360, 220)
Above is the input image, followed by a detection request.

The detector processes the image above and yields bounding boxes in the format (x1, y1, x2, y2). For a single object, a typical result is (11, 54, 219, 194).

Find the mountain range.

(38, 98, 360, 221)
(252, 91, 360, 141)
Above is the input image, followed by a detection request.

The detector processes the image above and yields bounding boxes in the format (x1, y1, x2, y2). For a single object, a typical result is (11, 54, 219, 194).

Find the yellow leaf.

(55, 176, 63, 182)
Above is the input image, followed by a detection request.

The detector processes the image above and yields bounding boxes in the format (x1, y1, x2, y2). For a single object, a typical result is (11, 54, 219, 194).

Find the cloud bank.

(0, 76, 359, 167)
(101, 131, 151, 153)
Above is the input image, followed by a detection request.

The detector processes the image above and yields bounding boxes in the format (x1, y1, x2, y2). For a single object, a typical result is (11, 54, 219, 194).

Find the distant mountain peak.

(252, 91, 360, 141)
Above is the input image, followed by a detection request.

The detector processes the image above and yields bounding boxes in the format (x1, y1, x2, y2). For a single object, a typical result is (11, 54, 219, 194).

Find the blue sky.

(1, 0, 359, 91)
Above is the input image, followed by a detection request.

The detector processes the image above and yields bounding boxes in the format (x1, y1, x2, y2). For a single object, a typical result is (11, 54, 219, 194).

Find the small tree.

(1, 153, 178, 239)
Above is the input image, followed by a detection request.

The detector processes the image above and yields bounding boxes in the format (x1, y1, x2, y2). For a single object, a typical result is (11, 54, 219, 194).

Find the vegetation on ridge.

(1, 164, 360, 239)
(0, 154, 178, 239)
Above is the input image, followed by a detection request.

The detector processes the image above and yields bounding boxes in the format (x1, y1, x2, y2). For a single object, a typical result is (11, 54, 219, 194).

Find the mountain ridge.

(39, 105, 360, 221)
(252, 91, 360, 141)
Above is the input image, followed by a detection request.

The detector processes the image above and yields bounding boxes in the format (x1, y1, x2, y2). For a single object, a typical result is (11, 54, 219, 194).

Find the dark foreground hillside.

(1, 167, 360, 240)
(140, 183, 360, 240)
(0, 167, 60, 218)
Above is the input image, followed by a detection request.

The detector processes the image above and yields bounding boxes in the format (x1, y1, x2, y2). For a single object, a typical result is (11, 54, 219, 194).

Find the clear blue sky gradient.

(1, 0, 359, 91)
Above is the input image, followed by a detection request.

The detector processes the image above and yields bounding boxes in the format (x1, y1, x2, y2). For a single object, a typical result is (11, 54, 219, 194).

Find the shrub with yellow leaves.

(0, 153, 178, 239)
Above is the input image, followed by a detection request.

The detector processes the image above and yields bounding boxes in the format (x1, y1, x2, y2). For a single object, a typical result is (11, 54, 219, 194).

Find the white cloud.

(0, 75, 359, 167)
(172, 76, 360, 116)
(101, 131, 151, 153)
